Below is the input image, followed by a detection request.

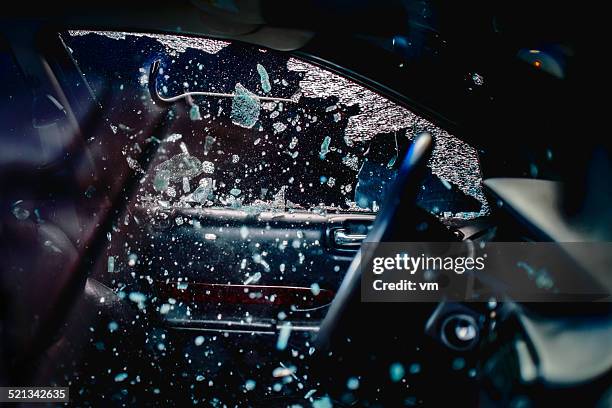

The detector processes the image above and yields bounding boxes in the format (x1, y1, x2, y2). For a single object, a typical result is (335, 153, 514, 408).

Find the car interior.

(0, 1, 610, 407)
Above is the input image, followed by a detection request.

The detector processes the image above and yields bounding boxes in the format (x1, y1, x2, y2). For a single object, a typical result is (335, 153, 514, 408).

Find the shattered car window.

(63, 30, 487, 218)
(6, 30, 496, 405)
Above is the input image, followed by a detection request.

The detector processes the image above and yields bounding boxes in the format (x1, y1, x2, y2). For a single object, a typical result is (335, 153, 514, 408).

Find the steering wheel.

(317, 132, 449, 346)
(310, 132, 473, 405)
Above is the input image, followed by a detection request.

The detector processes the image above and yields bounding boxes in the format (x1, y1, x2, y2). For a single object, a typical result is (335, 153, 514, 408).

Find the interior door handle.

(333, 229, 367, 248)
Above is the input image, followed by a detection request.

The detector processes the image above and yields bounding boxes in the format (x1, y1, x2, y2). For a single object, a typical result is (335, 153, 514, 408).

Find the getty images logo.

(371, 253, 486, 275)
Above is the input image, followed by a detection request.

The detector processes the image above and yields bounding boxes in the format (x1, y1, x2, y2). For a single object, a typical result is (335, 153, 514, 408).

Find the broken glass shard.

(289, 137, 298, 149)
(389, 362, 405, 382)
(272, 122, 287, 133)
(272, 186, 287, 208)
(203, 135, 215, 155)
(190, 183, 213, 203)
(472, 73, 485, 86)
(114, 373, 128, 382)
(189, 104, 202, 121)
(231, 83, 260, 128)
(155, 153, 203, 182)
(179, 142, 189, 154)
(244, 272, 261, 285)
(107, 256, 115, 273)
(166, 186, 177, 197)
(164, 133, 183, 143)
(153, 171, 170, 191)
(319, 136, 331, 160)
(272, 366, 295, 378)
(202, 161, 215, 174)
(128, 292, 146, 305)
(342, 154, 359, 171)
(441, 178, 453, 190)
(245, 379, 256, 391)
(257, 63, 271, 93)
(276, 323, 292, 350)
(240, 225, 250, 239)
(346, 377, 360, 390)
